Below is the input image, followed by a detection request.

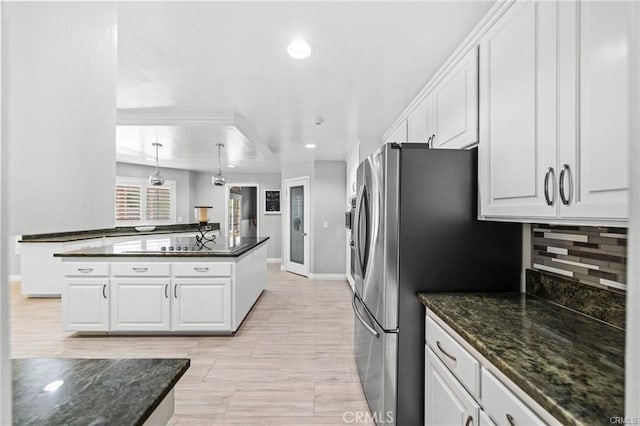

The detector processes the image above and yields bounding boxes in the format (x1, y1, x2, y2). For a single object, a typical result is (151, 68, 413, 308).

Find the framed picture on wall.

(264, 189, 281, 214)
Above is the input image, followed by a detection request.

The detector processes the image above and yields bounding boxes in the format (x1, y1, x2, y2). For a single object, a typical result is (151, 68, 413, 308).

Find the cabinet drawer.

(426, 315, 479, 396)
(481, 369, 544, 426)
(63, 262, 110, 277)
(172, 262, 232, 277)
(111, 263, 170, 277)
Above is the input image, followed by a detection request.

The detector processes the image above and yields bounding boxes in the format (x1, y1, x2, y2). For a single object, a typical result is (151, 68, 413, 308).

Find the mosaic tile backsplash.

(532, 224, 627, 292)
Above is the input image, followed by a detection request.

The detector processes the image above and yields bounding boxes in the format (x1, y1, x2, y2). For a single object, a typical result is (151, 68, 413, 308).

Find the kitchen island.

(54, 236, 268, 334)
(12, 358, 189, 425)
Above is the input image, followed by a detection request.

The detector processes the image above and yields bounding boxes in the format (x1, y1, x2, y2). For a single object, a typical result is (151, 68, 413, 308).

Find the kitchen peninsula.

(54, 235, 268, 334)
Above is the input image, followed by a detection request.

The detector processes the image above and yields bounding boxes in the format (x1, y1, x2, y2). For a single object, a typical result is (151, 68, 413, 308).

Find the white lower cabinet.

(171, 279, 231, 331)
(62, 279, 109, 331)
(425, 347, 479, 426)
(111, 279, 171, 332)
(425, 310, 555, 426)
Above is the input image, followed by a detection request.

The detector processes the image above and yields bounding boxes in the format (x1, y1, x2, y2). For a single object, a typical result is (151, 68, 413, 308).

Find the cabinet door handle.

(193, 267, 209, 272)
(174, 284, 178, 298)
(436, 340, 457, 362)
(164, 284, 169, 298)
(544, 167, 555, 206)
(559, 164, 572, 206)
(465, 415, 474, 426)
(102, 284, 107, 299)
(77, 268, 93, 273)
(506, 413, 516, 426)
(132, 267, 148, 273)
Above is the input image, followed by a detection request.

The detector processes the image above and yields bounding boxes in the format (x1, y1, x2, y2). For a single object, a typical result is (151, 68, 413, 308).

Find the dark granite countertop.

(54, 236, 269, 258)
(418, 292, 624, 425)
(12, 358, 189, 426)
(19, 223, 220, 243)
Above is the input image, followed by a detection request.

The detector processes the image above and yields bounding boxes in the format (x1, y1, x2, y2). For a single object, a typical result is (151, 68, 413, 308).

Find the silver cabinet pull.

(164, 284, 169, 298)
(559, 164, 572, 206)
(77, 268, 93, 273)
(132, 267, 148, 273)
(465, 415, 474, 426)
(351, 293, 379, 337)
(174, 284, 178, 298)
(193, 267, 209, 272)
(506, 413, 516, 426)
(436, 341, 457, 362)
(102, 284, 107, 299)
(543, 167, 555, 206)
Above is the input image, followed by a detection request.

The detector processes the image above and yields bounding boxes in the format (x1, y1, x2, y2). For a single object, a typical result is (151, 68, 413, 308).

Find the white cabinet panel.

(63, 279, 109, 331)
(558, 1, 630, 220)
(432, 47, 478, 149)
(425, 347, 479, 426)
(63, 262, 109, 277)
(479, 1, 558, 218)
(171, 279, 231, 331)
(481, 369, 544, 426)
(111, 263, 171, 277)
(407, 95, 433, 144)
(111, 279, 171, 331)
(389, 120, 408, 143)
(172, 262, 232, 277)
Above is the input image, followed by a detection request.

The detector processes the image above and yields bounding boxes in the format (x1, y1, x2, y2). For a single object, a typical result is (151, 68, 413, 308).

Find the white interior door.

(285, 176, 310, 277)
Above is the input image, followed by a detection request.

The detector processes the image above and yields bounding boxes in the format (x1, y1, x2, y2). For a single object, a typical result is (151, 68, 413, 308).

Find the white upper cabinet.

(387, 120, 408, 144)
(557, 0, 631, 220)
(407, 94, 433, 144)
(479, 1, 558, 218)
(432, 47, 479, 149)
(479, 0, 631, 224)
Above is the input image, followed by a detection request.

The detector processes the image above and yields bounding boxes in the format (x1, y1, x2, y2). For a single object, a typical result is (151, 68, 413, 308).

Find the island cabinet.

(478, 0, 633, 224)
(424, 310, 553, 426)
(61, 242, 267, 334)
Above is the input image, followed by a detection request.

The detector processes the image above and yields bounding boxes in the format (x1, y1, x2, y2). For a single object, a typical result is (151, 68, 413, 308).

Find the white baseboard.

(267, 258, 282, 264)
(280, 264, 286, 271)
(308, 273, 347, 281)
(347, 274, 355, 290)
(9, 275, 21, 283)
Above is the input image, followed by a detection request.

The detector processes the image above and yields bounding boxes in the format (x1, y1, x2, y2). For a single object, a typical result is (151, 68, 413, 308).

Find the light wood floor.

(10, 265, 374, 425)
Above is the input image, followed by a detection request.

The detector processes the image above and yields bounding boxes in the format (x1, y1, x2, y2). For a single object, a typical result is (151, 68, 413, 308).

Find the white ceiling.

(116, 1, 494, 173)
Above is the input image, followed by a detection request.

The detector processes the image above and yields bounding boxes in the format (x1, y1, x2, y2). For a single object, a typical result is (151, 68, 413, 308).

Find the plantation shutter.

(146, 186, 172, 221)
(115, 184, 142, 221)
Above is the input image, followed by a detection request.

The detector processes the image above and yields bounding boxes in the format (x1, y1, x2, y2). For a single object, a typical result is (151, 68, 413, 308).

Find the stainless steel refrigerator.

(351, 143, 521, 425)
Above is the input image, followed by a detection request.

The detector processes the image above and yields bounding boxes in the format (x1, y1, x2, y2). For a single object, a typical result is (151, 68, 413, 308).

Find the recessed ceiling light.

(287, 39, 311, 59)
(305, 144, 316, 149)
(227, 164, 236, 168)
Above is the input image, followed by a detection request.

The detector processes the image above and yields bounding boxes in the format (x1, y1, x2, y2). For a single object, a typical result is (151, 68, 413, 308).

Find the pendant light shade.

(149, 142, 165, 186)
(212, 143, 226, 186)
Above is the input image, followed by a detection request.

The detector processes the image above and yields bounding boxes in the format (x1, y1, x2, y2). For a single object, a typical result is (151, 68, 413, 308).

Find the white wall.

(116, 162, 194, 223)
(2, 2, 117, 418)
(193, 172, 282, 259)
(312, 161, 347, 275)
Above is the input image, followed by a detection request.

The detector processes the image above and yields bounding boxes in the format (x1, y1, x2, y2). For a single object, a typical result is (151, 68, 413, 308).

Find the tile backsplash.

(531, 224, 627, 292)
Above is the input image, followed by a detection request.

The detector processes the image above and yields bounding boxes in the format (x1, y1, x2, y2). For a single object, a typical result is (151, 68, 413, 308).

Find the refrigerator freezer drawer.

(426, 315, 479, 397)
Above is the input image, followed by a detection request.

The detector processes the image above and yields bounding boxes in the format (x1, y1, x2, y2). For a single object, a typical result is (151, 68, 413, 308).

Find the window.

(115, 177, 176, 225)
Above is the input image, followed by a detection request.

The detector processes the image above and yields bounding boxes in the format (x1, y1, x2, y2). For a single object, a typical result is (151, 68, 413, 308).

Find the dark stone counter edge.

(135, 358, 190, 426)
(418, 293, 576, 426)
(53, 237, 270, 258)
(19, 223, 221, 243)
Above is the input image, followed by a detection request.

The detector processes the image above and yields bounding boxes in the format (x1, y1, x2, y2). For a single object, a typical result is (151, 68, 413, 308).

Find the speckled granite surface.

(527, 269, 625, 329)
(54, 236, 269, 258)
(418, 292, 624, 425)
(19, 223, 220, 243)
(12, 358, 189, 426)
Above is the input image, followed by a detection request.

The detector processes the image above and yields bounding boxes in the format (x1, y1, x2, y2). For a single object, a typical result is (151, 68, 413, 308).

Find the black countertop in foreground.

(54, 236, 269, 258)
(19, 223, 220, 243)
(12, 358, 189, 426)
(418, 292, 624, 425)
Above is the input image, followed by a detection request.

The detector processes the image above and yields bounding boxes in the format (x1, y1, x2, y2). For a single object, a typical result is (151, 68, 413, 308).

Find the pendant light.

(212, 143, 226, 186)
(149, 141, 165, 186)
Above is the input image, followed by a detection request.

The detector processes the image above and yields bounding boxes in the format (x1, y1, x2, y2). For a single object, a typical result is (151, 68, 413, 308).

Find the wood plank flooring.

(10, 265, 374, 425)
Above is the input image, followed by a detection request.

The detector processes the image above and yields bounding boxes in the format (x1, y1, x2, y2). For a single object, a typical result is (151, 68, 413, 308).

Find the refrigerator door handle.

(352, 292, 379, 337)
(353, 185, 365, 278)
